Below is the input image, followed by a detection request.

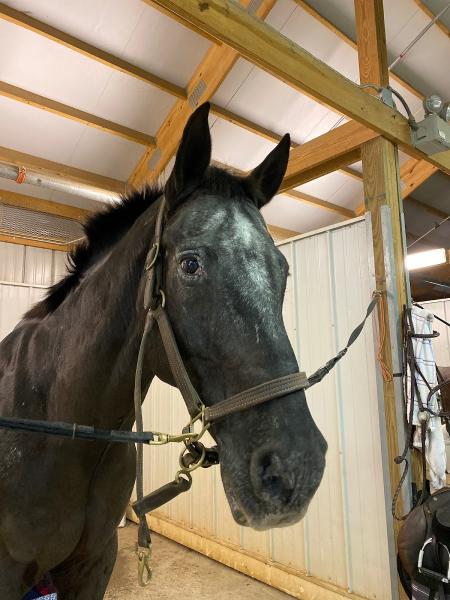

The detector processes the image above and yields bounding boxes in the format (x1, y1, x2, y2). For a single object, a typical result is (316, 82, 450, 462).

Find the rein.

(0, 196, 383, 586)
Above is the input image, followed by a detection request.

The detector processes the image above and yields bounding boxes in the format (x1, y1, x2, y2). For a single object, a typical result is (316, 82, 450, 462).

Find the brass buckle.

(136, 544, 152, 587)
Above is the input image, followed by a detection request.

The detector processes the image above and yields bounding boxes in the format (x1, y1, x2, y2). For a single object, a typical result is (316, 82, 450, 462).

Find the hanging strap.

(308, 291, 382, 386)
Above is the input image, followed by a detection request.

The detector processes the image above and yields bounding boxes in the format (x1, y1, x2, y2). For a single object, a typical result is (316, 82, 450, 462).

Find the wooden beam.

(281, 120, 376, 189)
(210, 103, 288, 145)
(400, 157, 438, 199)
(267, 224, 299, 240)
(285, 190, 355, 218)
(0, 146, 126, 194)
(213, 159, 353, 217)
(0, 2, 186, 100)
(356, 157, 439, 215)
(0, 233, 69, 252)
(130, 0, 278, 186)
(294, 0, 424, 100)
(355, 0, 408, 557)
(149, 0, 450, 175)
(0, 81, 155, 147)
(340, 165, 363, 181)
(413, 0, 450, 40)
(0, 189, 91, 221)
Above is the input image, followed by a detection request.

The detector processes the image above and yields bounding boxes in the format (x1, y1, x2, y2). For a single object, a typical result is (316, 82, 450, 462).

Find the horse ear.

(165, 102, 211, 210)
(245, 134, 290, 208)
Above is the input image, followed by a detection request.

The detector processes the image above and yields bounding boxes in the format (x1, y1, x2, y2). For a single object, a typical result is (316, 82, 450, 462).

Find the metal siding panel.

(330, 222, 391, 599)
(24, 246, 54, 286)
(0, 242, 25, 283)
(0, 283, 46, 340)
(294, 233, 347, 588)
(53, 250, 68, 284)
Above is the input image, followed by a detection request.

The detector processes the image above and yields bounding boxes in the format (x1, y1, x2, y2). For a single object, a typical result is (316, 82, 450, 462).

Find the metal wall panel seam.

(0, 280, 48, 289)
(326, 229, 353, 593)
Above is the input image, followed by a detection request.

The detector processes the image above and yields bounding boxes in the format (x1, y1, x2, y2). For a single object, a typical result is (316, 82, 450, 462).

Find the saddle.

(398, 488, 450, 599)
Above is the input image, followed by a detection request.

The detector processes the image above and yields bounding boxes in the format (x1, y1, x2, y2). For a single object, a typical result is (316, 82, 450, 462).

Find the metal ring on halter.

(177, 444, 207, 477)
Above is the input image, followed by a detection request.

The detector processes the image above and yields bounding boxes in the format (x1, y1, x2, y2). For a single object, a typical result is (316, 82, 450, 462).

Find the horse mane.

(24, 166, 249, 321)
(24, 186, 163, 320)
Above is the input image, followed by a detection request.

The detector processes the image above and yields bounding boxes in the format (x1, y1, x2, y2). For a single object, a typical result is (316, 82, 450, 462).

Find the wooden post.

(355, 2, 411, 597)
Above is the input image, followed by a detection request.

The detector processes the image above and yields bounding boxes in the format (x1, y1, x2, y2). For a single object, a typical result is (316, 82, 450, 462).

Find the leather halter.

(140, 196, 310, 425)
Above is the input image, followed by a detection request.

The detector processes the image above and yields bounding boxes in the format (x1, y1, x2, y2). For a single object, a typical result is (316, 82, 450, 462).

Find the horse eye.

(180, 257, 200, 275)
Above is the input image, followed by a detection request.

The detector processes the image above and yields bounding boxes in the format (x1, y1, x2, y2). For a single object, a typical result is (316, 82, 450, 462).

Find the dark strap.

(203, 372, 309, 423)
(152, 306, 203, 418)
(133, 475, 192, 517)
(308, 292, 381, 386)
(133, 197, 167, 558)
(0, 416, 155, 444)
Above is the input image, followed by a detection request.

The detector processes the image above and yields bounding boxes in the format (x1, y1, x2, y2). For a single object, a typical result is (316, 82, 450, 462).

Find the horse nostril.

(252, 450, 296, 505)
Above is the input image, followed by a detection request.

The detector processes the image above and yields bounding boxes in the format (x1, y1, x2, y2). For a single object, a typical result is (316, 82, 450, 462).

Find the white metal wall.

(142, 217, 396, 600)
(421, 299, 450, 367)
(0, 241, 66, 340)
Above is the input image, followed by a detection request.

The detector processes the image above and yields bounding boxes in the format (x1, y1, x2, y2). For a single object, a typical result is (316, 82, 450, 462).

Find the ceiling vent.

(0, 203, 83, 245)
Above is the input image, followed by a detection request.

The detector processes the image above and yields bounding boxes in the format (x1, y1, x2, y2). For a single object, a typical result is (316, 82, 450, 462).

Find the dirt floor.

(105, 522, 291, 599)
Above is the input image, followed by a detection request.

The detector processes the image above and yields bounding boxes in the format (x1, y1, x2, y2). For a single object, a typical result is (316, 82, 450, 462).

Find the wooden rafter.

(413, 0, 450, 40)
(0, 81, 155, 147)
(0, 146, 126, 194)
(340, 166, 363, 181)
(0, 233, 69, 252)
(148, 0, 450, 175)
(0, 2, 186, 99)
(130, 0, 278, 187)
(212, 160, 354, 218)
(400, 157, 438, 199)
(0, 0, 424, 200)
(281, 120, 377, 189)
(284, 190, 355, 219)
(0, 189, 90, 221)
(267, 224, 299, 240)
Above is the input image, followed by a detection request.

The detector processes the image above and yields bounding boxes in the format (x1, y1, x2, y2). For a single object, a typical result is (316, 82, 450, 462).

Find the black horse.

(0, 103, 327, 599)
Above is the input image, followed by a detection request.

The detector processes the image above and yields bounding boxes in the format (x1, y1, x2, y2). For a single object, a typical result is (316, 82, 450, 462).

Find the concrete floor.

(105, 523, 291, 599)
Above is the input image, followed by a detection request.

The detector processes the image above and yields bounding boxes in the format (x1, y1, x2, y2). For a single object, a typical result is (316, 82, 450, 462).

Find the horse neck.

(45, 205, 158, 428)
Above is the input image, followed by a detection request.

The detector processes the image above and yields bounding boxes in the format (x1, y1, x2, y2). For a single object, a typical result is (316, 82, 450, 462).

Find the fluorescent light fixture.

(406, 248, 447, 271)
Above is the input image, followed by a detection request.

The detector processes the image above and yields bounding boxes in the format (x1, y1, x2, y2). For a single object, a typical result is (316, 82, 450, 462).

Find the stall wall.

(0, 241, 66, 339)
(140, 217, 396, 600)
